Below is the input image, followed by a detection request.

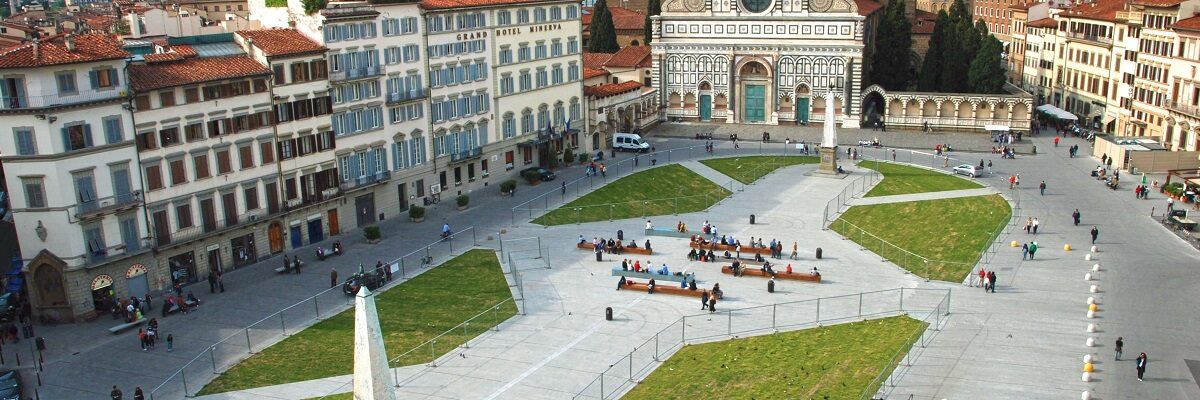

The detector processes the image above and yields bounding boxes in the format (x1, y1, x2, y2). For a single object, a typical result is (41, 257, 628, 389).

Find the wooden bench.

(689, 241, 772, 255)
(644, 228, 694, 238)
(618, 280, 705, 297)
(720, 266, 822, 283)
(576, 242, 653, 255)
(108, 317, 148, 334)
(611, 268, 694, 283)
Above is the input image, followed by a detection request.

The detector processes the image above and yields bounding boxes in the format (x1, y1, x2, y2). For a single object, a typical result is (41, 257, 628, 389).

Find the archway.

(736, 59, 772, 123)
(862, 91, 886, 127)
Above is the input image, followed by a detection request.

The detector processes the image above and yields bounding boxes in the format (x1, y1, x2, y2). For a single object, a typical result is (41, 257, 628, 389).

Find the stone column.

(354, 287, 398, 400)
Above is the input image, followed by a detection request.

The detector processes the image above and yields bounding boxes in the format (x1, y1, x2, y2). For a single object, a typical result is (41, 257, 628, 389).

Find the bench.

(720, 266, 822, 283)
(611, 268, 694, 283)
(576, 242, 653, 255)
(689, 241, 772, 255)
(618, 280, 705, 297)
(644, 228, 694, 238)
(274, 266, 289, 273)
(108, 317, 148, 334)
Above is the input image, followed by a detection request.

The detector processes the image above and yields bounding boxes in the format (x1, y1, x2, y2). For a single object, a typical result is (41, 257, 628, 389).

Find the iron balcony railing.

(450, 147, 483, 163)
(329, 66, 383, 82)
(385, 89, 427, 104)
(1168, 101, 1200, 119)
(1, 88, 126, 110)
(339, 171, 391, 191)
(1066, 31, 1113, 45)
(76, 191, 143, 218)
(154, 208, 269, 247)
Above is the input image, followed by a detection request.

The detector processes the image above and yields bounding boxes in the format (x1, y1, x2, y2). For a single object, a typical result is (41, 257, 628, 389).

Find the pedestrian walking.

(1009, 175, 1016, 190)
(1024, 217, 1032, 233)
(138, 328, 147, 351)
(977, 268, 986, 288)
(1091, 226, 1099, 244)
(891, 149, 896, 161)
(708, 296, 717, 313)
(216, 270, 225, 293)
(1073, 209, 1081, 226)
(987, 271, 997, 292)
(561, 181, 566, 195)
(1028, 242, 1038, 259)
(1136, 353, 1148, 381)
(1168, 198, 1175, 213)
(111, 385, 123, 400)
(1015, 174, 1021, 187)
(330, 268, 338, 288)
(167, 334, 173, 352)
(986, 160, 992, 175)
(1054, 136, 1060, 147)
(790, 242, 798, 260)
(1032, 218, 1040, 234)
(1115, 337, 1124, 361)
(701, 290, 709, 310)
(1021, 243, 1029, 260)
(207, 272, 217, 293)
(1039, 180, 1047, 195)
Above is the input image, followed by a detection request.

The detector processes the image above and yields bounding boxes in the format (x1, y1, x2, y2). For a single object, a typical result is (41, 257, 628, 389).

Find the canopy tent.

(1055, 110, 1078, 120)
(1036, 104, 1079, 120)
(984, 124, 1011, 132)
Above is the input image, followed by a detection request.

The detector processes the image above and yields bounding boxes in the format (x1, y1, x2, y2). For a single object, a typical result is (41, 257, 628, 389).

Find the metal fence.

(150, 226, 484, 400)
(388, 298, 516, 381)
(821, 168, 882, 228)
(571, 287, 951, 400)
(511, 140, 823, 225)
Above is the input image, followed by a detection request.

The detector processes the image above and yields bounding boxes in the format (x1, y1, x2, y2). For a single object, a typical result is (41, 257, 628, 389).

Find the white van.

(612, 133, 650, 152)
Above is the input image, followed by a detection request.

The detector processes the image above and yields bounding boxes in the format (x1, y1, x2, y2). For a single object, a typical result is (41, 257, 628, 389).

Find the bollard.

(1092, 264, 1101, 272)
(1064, 244, 1072, 251)
(1087, 310, 1096, 318)
(1084, 354, 1093, 363)
(1091, 245, 1098, 252)
(1087, 323, 1096, 332)
(1082, 391, 1092, 400)
(767, 279, 775, 293)
(1083, 362, 1095, 373)
(815, 247, 823, 259)
(1087, 296, 1095, 305)
(1090, 284, 1099, 293)
(1084, 273, 1092, 281)
(605, 307, 613, 321)
(1085, 253, 1092, 261)
(1086, 337, 1096, 347)
(1089, 304, 1098, 312)
(1011, 240, 1019, 247)
(1082, 372, 1091, 382)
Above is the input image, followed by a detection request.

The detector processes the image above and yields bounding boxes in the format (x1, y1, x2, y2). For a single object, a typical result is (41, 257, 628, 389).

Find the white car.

(953, 164, 980, 178)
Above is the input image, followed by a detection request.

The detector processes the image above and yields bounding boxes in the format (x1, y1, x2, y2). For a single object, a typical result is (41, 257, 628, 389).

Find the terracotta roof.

(171, 44, 198, 57)
(584, 81, 642, 98)
(583, 52, 613, 69)
(584, 67, 610, 79)
(143, 52, 184, 62)
(0, 33, 128, 69)
(855, 0, 883, 16)
(910, 10, 937, 34)
(1028, 17, 1057, 28)
(128, 55, 270, 92)
(582, 6, 646, 31)
(1130, 0, 1183, 7)
(1009, 1, 1035, 10)
(604, 45, 650, 68)
(1058, 0, 1126, 22)
(0, 21, 39, 33)
(421, 0, 553, 10)
(237, 28, 326, 57)
(1172, 15, 1200, 32)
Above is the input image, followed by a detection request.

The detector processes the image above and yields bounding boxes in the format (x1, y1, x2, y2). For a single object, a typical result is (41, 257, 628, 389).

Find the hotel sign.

(496, 23, 564, 37)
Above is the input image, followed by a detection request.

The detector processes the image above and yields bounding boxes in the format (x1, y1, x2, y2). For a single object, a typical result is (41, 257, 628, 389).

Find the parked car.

(342, 270, 386, 295)
(612, 133, 650, 152)
(0, 293, 14, 323)
(521, 167, 556, 182)
(0, 370, 22, 400)
(952, 164, 980, 178)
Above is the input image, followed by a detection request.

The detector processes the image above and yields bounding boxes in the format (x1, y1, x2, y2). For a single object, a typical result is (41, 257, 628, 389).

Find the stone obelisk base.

(816, 146, 840, 176)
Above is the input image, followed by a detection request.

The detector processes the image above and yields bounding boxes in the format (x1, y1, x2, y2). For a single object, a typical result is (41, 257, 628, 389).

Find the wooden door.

(268, 222, 284, 253)
(327, 210, 340, 235)
(200, 198, 216, 232)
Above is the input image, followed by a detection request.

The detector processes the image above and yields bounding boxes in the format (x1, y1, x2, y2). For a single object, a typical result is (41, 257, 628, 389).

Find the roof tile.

(583, 52, 614, 69)
(0, 33, 128, 69)
(1059, 0, 1126, 22)
(584, 81, 642, 98)
(855, 0, 883, 16)
(129, 56, 270, 92)
(237, 28, 326, 57)
(604, 45, 650, 68)
(421, 0, 550, 10)
(1172, 15, 1200, 32)
(584, 67, 610, 79)
(582, 6, 645, 30)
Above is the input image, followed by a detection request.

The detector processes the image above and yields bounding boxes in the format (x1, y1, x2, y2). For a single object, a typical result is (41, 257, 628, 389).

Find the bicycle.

(420, 255, 433, 266)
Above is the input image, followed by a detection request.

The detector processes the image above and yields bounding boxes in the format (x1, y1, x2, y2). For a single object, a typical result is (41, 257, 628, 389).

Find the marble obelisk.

(353, 287, 397, 400)
(818, 87, 840, 174)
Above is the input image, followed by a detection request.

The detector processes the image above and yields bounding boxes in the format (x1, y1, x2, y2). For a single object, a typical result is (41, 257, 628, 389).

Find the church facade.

(650, 0, 883, 127)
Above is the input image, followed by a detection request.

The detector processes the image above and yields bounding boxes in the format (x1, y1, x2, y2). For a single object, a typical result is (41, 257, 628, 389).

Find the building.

(582, 45, 659, 147)
(909, 9, 937, 68)
(977, 0, 1026, 46)
(0, 34, 153, 321)
(122, 6, 257, 39)
(582, 6, 646, 47)
(169, 0, 252, 20)
(1022, 16, 1057, 100)
(1125, 0, 1199, 138)
(1166, 13, 1200, 150)
(651, 0, 883, 126)
(1049, 0, 1134, 133)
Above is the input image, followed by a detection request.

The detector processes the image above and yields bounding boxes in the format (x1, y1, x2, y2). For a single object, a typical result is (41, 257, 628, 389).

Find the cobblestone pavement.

(648, 121, 1032, 153)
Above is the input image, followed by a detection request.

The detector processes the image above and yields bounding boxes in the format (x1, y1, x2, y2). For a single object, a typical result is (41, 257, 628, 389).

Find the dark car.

(521, 167, 556, 182)
(342, 271, 386, 295)
(0, 370, 22, 400)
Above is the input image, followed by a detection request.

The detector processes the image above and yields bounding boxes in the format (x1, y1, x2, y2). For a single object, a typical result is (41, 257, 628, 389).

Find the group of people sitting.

(687, 248, 719, 262)
(619, 259, 677, 275)
(674, 221, 688, 233)
(316, 240, 344, 260)
(162, 292, 200, 316)
(992, 146, 1017, 159)
(582, 236, 650, 254)
(700, 221, 718, 236)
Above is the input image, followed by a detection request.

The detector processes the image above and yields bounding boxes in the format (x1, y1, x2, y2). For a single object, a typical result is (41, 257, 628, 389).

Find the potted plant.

(563, 150, 575, 165)
(456, 195, 470, 210)
(580, 151, 590, 165)
(363, 226, 382, 244)
(522, 169, 541, 185)
(500, 179, 517, 196)
(409, 205, 426, 222)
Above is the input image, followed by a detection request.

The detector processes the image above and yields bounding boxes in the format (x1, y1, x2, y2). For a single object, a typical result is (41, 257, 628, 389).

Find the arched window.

(537, 104, 550, 132)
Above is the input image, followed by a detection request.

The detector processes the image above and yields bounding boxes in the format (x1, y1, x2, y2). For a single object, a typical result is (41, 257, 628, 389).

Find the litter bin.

(596, 251, 603, 262)
(750, 214, 756, 225)
(618, 229, 624, 240)
(767, 279, 775, 293)
(35, 337, 45, 351)
(815, 247, 823, 259)
(605, 307, 613, 321)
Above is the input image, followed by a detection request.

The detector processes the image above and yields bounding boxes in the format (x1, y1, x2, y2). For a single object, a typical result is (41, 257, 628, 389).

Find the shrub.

(500, 179, 517, 193)
(563, 150, 576, 164)
(264, 0, 287, 6)
(521, 169, 540, 183)
(580, 151, 590, 163)
(409, 205, 426, 220)
(456, 195, 470, 207)
(363, 226, 381, 241)
(301, 0, 325, 14)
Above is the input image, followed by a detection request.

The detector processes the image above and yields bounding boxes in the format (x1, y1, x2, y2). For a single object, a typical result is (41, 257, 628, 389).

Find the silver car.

(953, 164, 980, 178)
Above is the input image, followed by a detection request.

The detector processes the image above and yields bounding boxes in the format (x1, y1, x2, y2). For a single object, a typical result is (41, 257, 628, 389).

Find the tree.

(302, 0, 327, 15)
(644, 0, 661, 45)
(589, 0, 620, 53)
(969, 35, 1006, 93)
(918, 11, 950, 91)
(870, 0, 914, 90)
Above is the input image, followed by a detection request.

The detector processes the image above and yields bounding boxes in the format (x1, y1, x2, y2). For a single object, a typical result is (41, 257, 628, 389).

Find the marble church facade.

(650, 0, 883, 127)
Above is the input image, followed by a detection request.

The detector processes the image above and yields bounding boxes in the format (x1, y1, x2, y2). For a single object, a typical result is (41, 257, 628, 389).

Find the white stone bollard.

(1082, 372, 1092, 382)
(1082, 391, 1092, 400)
(1087, 296, 1095, 305)
(1084, 354, 1093, 363)
(1085, 253, 1093, 261)
(1091, 245, 1098, 252)
(1093, 264, 1101, 272)
(1090, 285, 1099, 293)
(1086, 337, 1096, 347)
(1085, 272, 1092, 281)
(1087, 323, 1096, 332)
(1087, 310, 1096, 318)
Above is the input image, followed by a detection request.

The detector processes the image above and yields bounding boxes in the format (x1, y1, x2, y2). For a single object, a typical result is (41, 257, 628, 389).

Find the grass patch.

(532, 164, 731, 226)
(832, 195, 1010, 281)
(860, 162, 982, 197)
(699, 155, 818, 184)
(264, 0, 288, 6)
(624, 316, 928, 400)
(199, 249, 517, 394)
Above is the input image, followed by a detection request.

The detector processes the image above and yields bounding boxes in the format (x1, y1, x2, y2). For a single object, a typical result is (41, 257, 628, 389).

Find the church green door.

(744, 85, 765, 122)
(699, 94, 712, 121)
(796, 97, 810, 124)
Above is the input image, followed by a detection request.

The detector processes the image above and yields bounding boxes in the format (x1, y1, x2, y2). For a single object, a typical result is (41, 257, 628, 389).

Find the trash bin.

(605, 307, 613, 321)
(750, 214, 756, 224)
(767, 279, 775, 293)
(815, 247, 823, 259)
(596, 251, 603, 262)
(618, 229, 624, 240)
(35, 337, 45, 351)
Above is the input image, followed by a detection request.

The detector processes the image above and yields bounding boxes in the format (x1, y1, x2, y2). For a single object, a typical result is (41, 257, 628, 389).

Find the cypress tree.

(870, 0, 914, 90)
(918, 11, 950, 91)
(589, 0, 620, 53)
(644, 0, 661, 45)
(969, 35, 1007, 94)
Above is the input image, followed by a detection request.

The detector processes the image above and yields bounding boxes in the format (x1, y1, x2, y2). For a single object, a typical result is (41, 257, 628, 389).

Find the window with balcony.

(84, 223, 107, 259)
(176, 203, 193, 228)
(55, 71, 77, 95)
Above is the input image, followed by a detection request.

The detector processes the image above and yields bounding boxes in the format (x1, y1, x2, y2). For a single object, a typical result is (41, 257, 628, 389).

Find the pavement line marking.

(480, 296, 647, 400)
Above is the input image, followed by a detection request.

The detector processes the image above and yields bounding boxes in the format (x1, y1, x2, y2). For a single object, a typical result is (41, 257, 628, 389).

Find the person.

(1054, 136, 1060, 147)
(1091, 226, 1100, 244)
(707, 250, 716, 262)
(647, 278, 656, 294)
(133, 387, 145, 400)
(790, 242, 798, 260)
(1136, 352, 1148, 381)
(1024, 217, 1032, 234)
(785, 264, 793, 274)
(986, 160, 992, 175)
(701, 290, 709, 310)
(1039, 180, 1047, 196)
(1028, 242, 1038, 260)
(617, 276, 626, 291)
(330, 268, 338, 288)
(111, 385, 123, 400)
(712, 283, 722, 299)
(708, 295, 717, 313)
(282, 254, 290, 273)
(731, 260, 742, 277)
(167, 333, 174, 352)
(978, 268, 987, 288)
(138, 328, 147, 351)
(892, 149, 897, 161)
(1009, 175, 1016, 190)
(645, 220, 653, 230)
(810, 266, 820, 277)
(1032, 218, 1040, 234)
(1115, 337, 1124, 361)
(293, 256, 302, 274)
(442, 223, 451, 238)
(1021, 243, 1029, 260)
(1168, 198, 1175, 213)
(561, 181, 566, 195)
(216, 270, 225, 293)
(987, 271, 997, 292)
(633, 260, 641, 272)
(644, 239, 652, 251)
(578, 235, 586, 244)
(207, 271, 218, 294)
(1073, 209, 1081, 226)
(622, 259, 629, 270)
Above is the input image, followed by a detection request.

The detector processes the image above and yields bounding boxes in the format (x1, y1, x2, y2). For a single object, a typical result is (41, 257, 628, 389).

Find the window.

(521, 109, 534, 133)
(176, 203, 193, 228)
(63, 124, 93, 151)
(568, 37, 579, 54)
(185, 88, 200, 103)
(552, 40, 562, 57)
(135, 95, 150, 110)
(216, 149, 232, 174)
(567, 5, 578, 19)
(501, 74, 514, 95)
(260, 141, 275, 164)
(551, 6, 561, 20)
(570, 97, 581, 121)
(499, 10, 511, 25)
(102, 116, 123, 144)
(159, 127, 180, 147)
(520, 70, 532, 91)
(21, 177, 46, 208)
(244, 186, 259, 210)
(14, 128, 36, 155)
(83, 223, 106, 258)
(146, 164, 163, 190)
(535, 7, 546, 22)
(502, 113, 516, 139)
(55, 71, 77, 95)
(535, 41, 546, 59)
(169, 159, 186, 185)
(536, 68, 547, 87)
(518, 9, 529, 23)
(519, 44, 530, 61)
(160, 91, 176, 107)
(568, 62, 580, 81)
(184, 122, 203, 142)
(89, 68, 118, 89)
(239, 145, 254, 169)
(193, 154, 210, 179)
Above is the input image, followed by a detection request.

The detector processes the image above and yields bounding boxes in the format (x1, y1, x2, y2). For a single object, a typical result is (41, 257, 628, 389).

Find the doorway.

(700, 94, 712, 121)
(290, 224, 302, 249)
(744, 85, 765, 122)
(327, 209, 340, 235)
(207, 248, 222, 275)
(796, 95, 811, 124)
(355, 193, 376, 228)
(268, 222, 284, 253)
(89, 274, 113, 314)
(307, 218, 324, 243)
(126, 264, 149, 299)
(397, 183, 408, 212)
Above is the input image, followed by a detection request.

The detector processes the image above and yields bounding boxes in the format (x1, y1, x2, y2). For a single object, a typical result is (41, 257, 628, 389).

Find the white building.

(1167, 15, 1200, 151)
(651, 0, 883, 126)
(123, 6, 258, 39)
(0, 34, 153, 321)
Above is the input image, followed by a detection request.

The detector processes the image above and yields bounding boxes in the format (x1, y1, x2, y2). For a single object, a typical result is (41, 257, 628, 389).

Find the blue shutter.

(88, 71, 99, 89)
(61, 127, 70, 151)
(83, 124, 94, 147)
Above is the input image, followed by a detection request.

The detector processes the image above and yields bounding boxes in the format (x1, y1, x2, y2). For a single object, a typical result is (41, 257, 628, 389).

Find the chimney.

(32, 38, 39, 60)
(65, 34, 76, 51)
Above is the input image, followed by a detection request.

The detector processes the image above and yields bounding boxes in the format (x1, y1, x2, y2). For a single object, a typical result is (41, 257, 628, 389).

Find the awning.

(1056, 111, 1078, 121)
(1102, 114, 1116, 125)
(1036, 104, 1055, 112)
(984, 124, 1011, 132)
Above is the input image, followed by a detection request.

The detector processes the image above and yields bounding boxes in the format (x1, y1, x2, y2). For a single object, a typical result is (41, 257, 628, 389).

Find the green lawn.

(264, 0, 287, 6)
(860, 162, 982, 197)
(624, 316, 928, 400)
(199, 249, 517, 394)
(532, 164, 731, 225)
(700, 156, 819, 184)
(832, 195, 1010, 282)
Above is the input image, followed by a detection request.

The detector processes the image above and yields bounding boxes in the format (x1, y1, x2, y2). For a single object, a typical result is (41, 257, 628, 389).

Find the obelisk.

(353, 287, 397, 400)
(818, 86, 840, 174)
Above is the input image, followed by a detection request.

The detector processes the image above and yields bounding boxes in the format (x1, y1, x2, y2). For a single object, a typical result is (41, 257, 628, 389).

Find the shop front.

(230, 234, 257, 269)
(125, 264, 149, 299)
(90, 274, 114, 315)
(168, 251, 197, 287)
